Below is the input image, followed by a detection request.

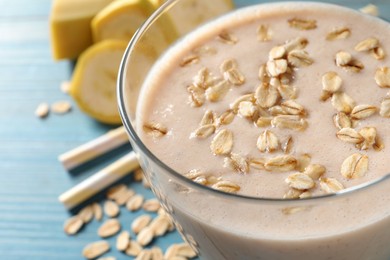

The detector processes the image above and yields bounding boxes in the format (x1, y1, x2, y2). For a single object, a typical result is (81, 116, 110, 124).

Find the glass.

(118, 1, 390, 259)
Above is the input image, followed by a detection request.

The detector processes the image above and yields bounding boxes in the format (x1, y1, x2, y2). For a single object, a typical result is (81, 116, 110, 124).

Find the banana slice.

(166, 0, 235, 35)
(92, 0, 177, 56)
(70, 40, 127, 125)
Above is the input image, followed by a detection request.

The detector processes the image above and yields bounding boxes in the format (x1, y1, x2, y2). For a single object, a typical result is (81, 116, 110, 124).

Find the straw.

(59, 151, 139, 209)
(58, 126, 129, 170)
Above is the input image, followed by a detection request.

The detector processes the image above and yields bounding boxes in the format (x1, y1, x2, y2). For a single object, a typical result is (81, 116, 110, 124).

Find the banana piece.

(92, 0, 178, 57)
(166, 0, 235, 35)
(49, 0, 113, 60)
(70, 40, 128, 125)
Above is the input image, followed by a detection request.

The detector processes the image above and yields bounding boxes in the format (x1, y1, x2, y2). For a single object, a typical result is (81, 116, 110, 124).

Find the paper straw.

(58, 126, 129, 170)
(59, 151, 139, 209)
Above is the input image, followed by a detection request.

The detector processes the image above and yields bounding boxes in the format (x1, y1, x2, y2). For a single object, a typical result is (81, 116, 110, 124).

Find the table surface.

(0, 0, 388, 259)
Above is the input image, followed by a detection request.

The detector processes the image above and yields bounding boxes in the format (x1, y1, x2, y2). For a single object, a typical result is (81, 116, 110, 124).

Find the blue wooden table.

(0, 0, 388, 259)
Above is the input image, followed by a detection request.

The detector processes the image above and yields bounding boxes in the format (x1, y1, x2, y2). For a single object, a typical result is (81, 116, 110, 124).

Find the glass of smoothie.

(118, 0, 390, 259)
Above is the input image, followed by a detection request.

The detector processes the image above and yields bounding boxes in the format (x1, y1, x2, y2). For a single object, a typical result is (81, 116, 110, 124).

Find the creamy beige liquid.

(135, 2, 390, 259)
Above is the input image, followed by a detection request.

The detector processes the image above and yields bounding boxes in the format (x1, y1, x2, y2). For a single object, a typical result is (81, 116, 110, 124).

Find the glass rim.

(117, 0, 390, 204)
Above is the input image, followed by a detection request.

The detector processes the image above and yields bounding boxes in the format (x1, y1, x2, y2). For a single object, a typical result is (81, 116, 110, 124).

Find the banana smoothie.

(134, 2, 390, 259)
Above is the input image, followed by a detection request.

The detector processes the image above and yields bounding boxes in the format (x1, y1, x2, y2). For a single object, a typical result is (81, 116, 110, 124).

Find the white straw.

(58, 126, 129, 170)
(59, 151, 139, 209)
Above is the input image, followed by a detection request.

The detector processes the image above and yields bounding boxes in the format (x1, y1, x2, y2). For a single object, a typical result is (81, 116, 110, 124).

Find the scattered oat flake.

(132, 214, 152, 234)
(142, 198, 161, 212)
(350, 104, 377, 120)
(104, 200, 120, 218)
(380, 97, 390, 117)
(97, 257, 116, 260)
(269, 46, 286, 60)
(187, 84, 205, 107)
(265, 155, 297, 172)
(64, 215, 83, 235)
(164, 244, 179, 259)
(282, 206, 306, 215)
(257, 24, 272, 42)
(200, 110, 215, 126)
(224, 153, 249, 174)
(116, 231, 130, 251)
(280, 100, 306, 116)
(210, 129, 233, 155)
(282, 136, 293, 154)
(136, 249, 152, 260)
(249, 158, 267, 170)
(375, 67, 390, 88)
(335, 51, 352, 67)
(134, 168, 144, 182)
(35, 102, 49, 118)
(284, 37, 309, 52)
(115, 188, 135, 206)
(283, 188, 303, 199)
(125, 240, 143, 257)
(342, 59, 364, 73)
(217, 31, 238, 44)
(126, 194, 144, 211)
(256, 117, 272, 127)
(92, 202, 103, 221)
(285, 172, 315, 190)
(331, 92, 355, 114)
(333, 112, 352, 129)
(220, 59, 237, 73)
(357, 127, 377, 150)
(304, 164, 326, 180)
(143, 122, 168, 137)
(360, 4, 379, 16)
(224, 68, 245, 86)
(271, 115, 308, 131)
(341, 153, 369, 179)
(212, 180, 240, 193)
(193, 124, 215, 139)
(266, 59, 288, 77)
(287, 50, 313, 67)
(106, 184, 127, 200)
(231, 93, 255, 113)
(355, 37, 379, 52)
(257, 130, 279, 153)
(51, 101, 71, 114)
(255, 82, 279, 108)
(336, 127, 364, 144)
(78, 204, 94, 223)
(82, 240, 110, 260)
(371, 47, 386, 60)
(326, 27, 351, 40)
(149, 215, 171, 237)
(151, 247, 164, 260)
(98, 218, 121, 238)
(137, 226, 154, 246)
(193, 67, 212, 89)
(320, 177, 344, 193)
(176, 243, 197, 258)
(238, 101, 257, 118)
(322, 72, 342, 94)
(60, 81, 71, 94)
(277, 84, 297, 100)
(374, 135, 385, 151)
(205, 80, 230, 102)
(180, 54, 199, 67)
(288, 18, 317, 30)
(296, 153, 311, 172)
(218, 110, 235, 125)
